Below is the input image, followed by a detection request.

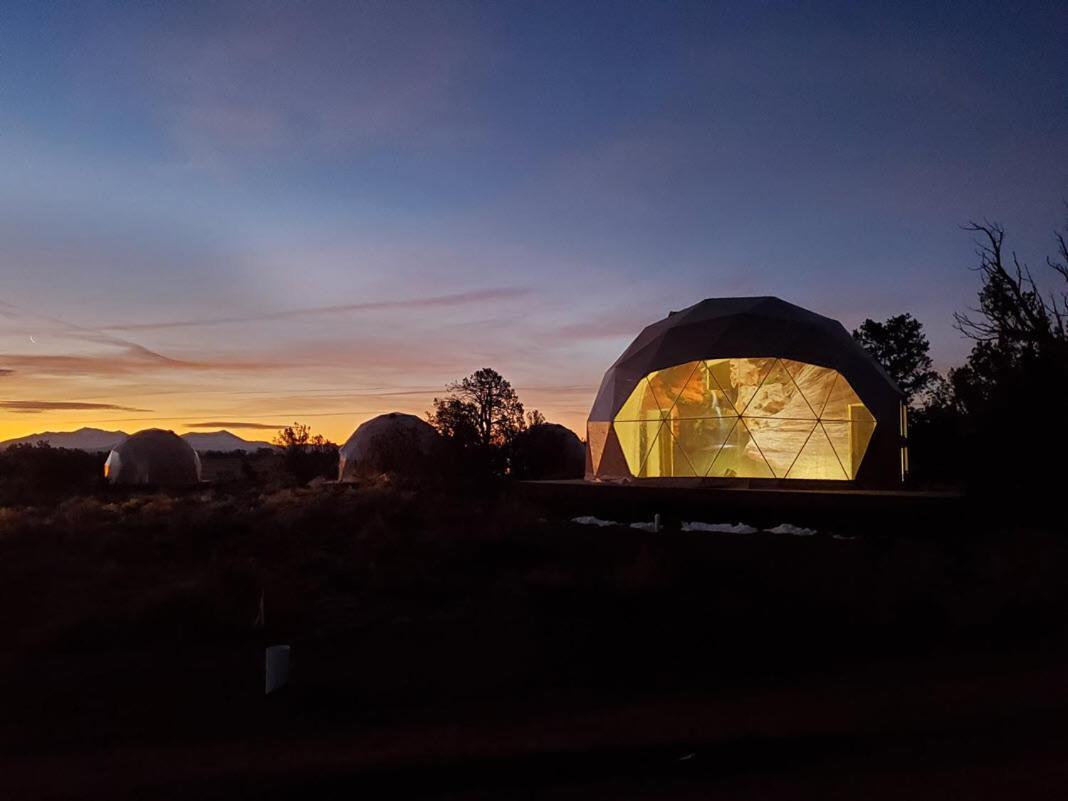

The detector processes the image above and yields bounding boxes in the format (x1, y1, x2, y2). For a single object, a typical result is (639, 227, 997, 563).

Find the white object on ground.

(630, 521, 657, 532)
(571, 516, 620, 527)
(831, 534, 857, 541)
(681, 521, 759, 534)
(765, 523, 818, 536)
(265, 644, 291, 695)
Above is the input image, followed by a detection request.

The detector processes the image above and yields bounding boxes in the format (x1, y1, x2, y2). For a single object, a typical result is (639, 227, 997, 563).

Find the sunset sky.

(2, 1, 1066, 443)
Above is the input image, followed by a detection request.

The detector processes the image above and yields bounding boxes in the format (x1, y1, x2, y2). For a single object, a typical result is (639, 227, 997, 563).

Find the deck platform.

(517, 479, 965, 533)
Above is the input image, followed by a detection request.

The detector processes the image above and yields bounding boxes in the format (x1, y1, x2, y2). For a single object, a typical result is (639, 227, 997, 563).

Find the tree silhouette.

(954, 218, 1068, 350)
(273, 422, 336, 483)
(918, 213, 1068, 496)
(852, 314, 938, 406)
(429, 368, 526, 448)
(273, 422, 326, 450)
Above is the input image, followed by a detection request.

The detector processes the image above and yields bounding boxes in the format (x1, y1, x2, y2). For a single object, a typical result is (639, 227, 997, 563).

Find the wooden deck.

(517, 478, 965, 532)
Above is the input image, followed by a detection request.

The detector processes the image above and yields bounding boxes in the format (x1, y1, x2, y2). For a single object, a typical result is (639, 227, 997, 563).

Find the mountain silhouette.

(0, 427, 278, 453)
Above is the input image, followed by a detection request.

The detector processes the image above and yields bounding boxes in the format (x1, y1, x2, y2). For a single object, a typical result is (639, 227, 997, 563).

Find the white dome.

(338, 413, 438, 480)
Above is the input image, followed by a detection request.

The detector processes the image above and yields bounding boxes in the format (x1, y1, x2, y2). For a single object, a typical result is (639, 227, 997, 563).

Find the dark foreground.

(1, 482, 1066, 799)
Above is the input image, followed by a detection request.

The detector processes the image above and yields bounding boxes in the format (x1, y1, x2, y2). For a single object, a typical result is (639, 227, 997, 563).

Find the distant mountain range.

(0, 427, 279, 453)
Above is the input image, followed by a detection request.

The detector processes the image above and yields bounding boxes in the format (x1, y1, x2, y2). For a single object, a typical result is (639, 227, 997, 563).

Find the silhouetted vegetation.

(850, 208, 1068, 506)
(428, 368, 546, 477)
(0, 443, 106, 504)
(853, 313, 939, 405)
(273, 422, 338, 484)
(2, 480, 1068, 798)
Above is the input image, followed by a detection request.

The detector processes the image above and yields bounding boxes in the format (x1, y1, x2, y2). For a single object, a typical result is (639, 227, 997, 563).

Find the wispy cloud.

(0, 401, 151, 413)
(0, 348, 283, 378)
(184, 421, 281, 430)
(101, 288, 531, 332)
(0, 368, 13, 376)
(0, 299, 184, 366)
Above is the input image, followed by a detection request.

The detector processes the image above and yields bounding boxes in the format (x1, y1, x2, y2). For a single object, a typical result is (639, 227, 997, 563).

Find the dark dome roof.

(590, 296, 900, 422)
(106, 428, 201, 485)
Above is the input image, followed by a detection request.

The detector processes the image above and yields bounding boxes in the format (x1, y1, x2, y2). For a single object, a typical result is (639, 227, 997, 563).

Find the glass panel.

(744, 359, 817, 420)
(660, 423, 700, 477)
(672, 361, 737, 419)
(745, 417, 817, 477)
(822, 419, 877, 479)
(716, 357, 775, 415)
(787, 423, 848, 480)
(613, 420, 665, 477)
(708, 417, 775, 478)
(612, 361, 878, 480)
(781, 360, 838, 418)
(586, 422, 611, 475)
(672, 416, 739, 477)
(616, 377, 664, 422)
(820, 375, 867, 421)
(646, 361, 701, 416)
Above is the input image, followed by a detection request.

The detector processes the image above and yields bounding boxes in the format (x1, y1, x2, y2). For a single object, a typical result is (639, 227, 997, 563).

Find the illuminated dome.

(586, 297, 906, 484)
(338, 413, 438, 480)
(104, 428, 202, 486)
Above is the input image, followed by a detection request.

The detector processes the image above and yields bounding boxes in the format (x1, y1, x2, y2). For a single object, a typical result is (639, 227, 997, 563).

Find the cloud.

(101, 288, 531, 332)
(0, 368, 12, 376)
(0, 401, 151, 413)
(184, 421, 281, 430)
(0, 299, 187, 366)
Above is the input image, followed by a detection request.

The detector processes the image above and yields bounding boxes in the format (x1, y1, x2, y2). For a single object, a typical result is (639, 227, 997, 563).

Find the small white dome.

(338, 413, 438, 480)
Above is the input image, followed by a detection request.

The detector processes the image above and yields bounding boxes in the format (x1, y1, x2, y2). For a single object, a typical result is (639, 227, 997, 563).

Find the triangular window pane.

(673, 361, 738, 419)
(746, 417, 817, 478)
(660, 423, 701, 477)
(613, 420, 666, 477)
(820, 376, 867, 421)
(787, 423, 848, 480)
(673, 416, 740, 477)
(616, 376, 663, 422)
(708, 416, 775, 478)
(597, 425, 630, 479)
(646, 361, 702, 416)
(612, 419, 660, 476)
(781, 360, 838, 418)
(744, 359, 817, 420)
(722, 358, 776, 416)
(822, 419, 877, 479)
(586, 422, 611, 475)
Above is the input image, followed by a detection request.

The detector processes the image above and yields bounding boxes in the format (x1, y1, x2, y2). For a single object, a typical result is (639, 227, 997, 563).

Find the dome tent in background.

(104, 429, 202, 486)
(338, 413, 438, 480)
(511, 423, 585, 480)
(586, 297, 906, 485)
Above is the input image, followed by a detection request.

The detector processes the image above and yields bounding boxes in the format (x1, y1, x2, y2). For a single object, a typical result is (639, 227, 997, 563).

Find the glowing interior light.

(611, 358, 875, 480)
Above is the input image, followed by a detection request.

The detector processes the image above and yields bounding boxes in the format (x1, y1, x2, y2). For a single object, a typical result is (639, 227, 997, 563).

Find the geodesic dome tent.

(510, 422, 585, 480)
(586, 297, 906, 484)
(338, 413, 438, 480)
(104, 428, 202, 486)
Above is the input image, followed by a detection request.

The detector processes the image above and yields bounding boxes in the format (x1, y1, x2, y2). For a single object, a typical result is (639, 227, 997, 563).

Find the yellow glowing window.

(612, 358, 875, 480)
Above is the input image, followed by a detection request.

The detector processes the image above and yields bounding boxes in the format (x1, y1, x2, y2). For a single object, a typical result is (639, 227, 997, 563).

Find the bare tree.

(953, 218, 1068, 348)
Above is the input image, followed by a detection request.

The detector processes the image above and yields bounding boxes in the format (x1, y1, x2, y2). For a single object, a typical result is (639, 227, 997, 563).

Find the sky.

(1, 0, 1066, 443)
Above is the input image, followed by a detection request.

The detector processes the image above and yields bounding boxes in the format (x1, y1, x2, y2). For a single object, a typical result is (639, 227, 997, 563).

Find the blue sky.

(1, 0, 1066, 439)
